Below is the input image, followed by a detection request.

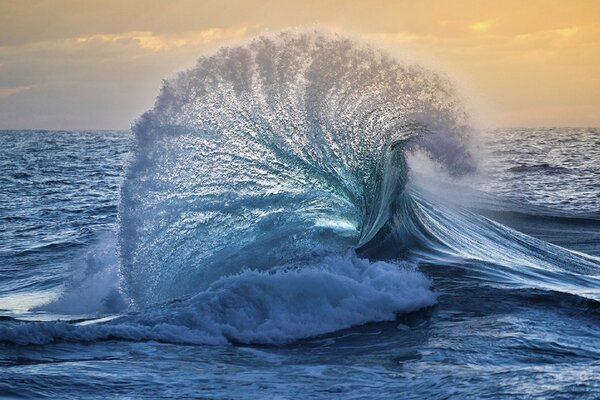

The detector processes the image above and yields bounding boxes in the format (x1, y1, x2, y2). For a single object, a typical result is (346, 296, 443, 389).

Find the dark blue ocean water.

(0, 128, 598, 399)
(1, 32, 600, 399)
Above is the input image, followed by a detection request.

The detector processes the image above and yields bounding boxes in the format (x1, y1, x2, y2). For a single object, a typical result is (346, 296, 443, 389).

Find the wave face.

(119, 31, 472, 307)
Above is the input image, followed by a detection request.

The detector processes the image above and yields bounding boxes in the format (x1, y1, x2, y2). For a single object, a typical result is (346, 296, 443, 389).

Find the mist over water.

(1, 31, 599, 399)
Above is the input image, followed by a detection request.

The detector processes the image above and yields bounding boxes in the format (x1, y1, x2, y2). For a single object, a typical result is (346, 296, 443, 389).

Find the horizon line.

(1, 126, 599, 132)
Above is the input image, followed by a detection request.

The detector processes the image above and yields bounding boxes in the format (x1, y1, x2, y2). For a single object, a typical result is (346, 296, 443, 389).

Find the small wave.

(35, 234, 126, 315)
(507, 163, 569, 174)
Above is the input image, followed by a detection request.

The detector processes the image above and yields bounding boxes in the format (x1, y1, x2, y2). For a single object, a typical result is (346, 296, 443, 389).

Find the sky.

(1, 0, 599, 129)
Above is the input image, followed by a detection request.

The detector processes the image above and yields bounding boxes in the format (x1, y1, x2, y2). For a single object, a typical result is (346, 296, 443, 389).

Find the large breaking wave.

(3, 30, 598, 347)
(119, 30, 471, 307)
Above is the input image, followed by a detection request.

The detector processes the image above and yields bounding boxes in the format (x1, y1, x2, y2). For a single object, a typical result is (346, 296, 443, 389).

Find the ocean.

(1, 32, 599, 399)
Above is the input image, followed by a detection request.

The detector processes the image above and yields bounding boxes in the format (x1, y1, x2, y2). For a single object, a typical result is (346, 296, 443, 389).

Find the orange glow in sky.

(1, 0, 599, 129)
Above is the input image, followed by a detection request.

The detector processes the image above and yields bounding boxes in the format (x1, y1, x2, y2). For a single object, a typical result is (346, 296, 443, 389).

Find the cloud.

(553, 27, 579, 38)
(0, 84, 37, 97)
(0, 24, 256, 129)
(469, 20, 493, 33)
(515, 26, 580, 41)
(75, 27, 250, 51)
(367, 31, 421, 44)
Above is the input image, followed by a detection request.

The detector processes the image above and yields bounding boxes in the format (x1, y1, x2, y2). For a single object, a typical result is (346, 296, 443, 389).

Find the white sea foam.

(1, 253, 435, 345)
(35, 234, 126, 315)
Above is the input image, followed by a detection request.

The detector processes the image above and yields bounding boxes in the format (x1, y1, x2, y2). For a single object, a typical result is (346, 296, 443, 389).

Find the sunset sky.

(1, 0, 599, 129)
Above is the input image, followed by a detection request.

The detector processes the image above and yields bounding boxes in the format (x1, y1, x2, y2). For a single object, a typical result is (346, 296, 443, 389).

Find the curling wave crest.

(119, 30, 471, 310)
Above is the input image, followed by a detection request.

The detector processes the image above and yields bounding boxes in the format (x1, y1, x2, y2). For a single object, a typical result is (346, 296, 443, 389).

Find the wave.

(507, 163, 569, 174)
(3, 30, 598, 347)
(1, 254, 435, 345)
(36, 233, 126, 315)
(390, 192, 600, 298)
(119, 30, 473, 307)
